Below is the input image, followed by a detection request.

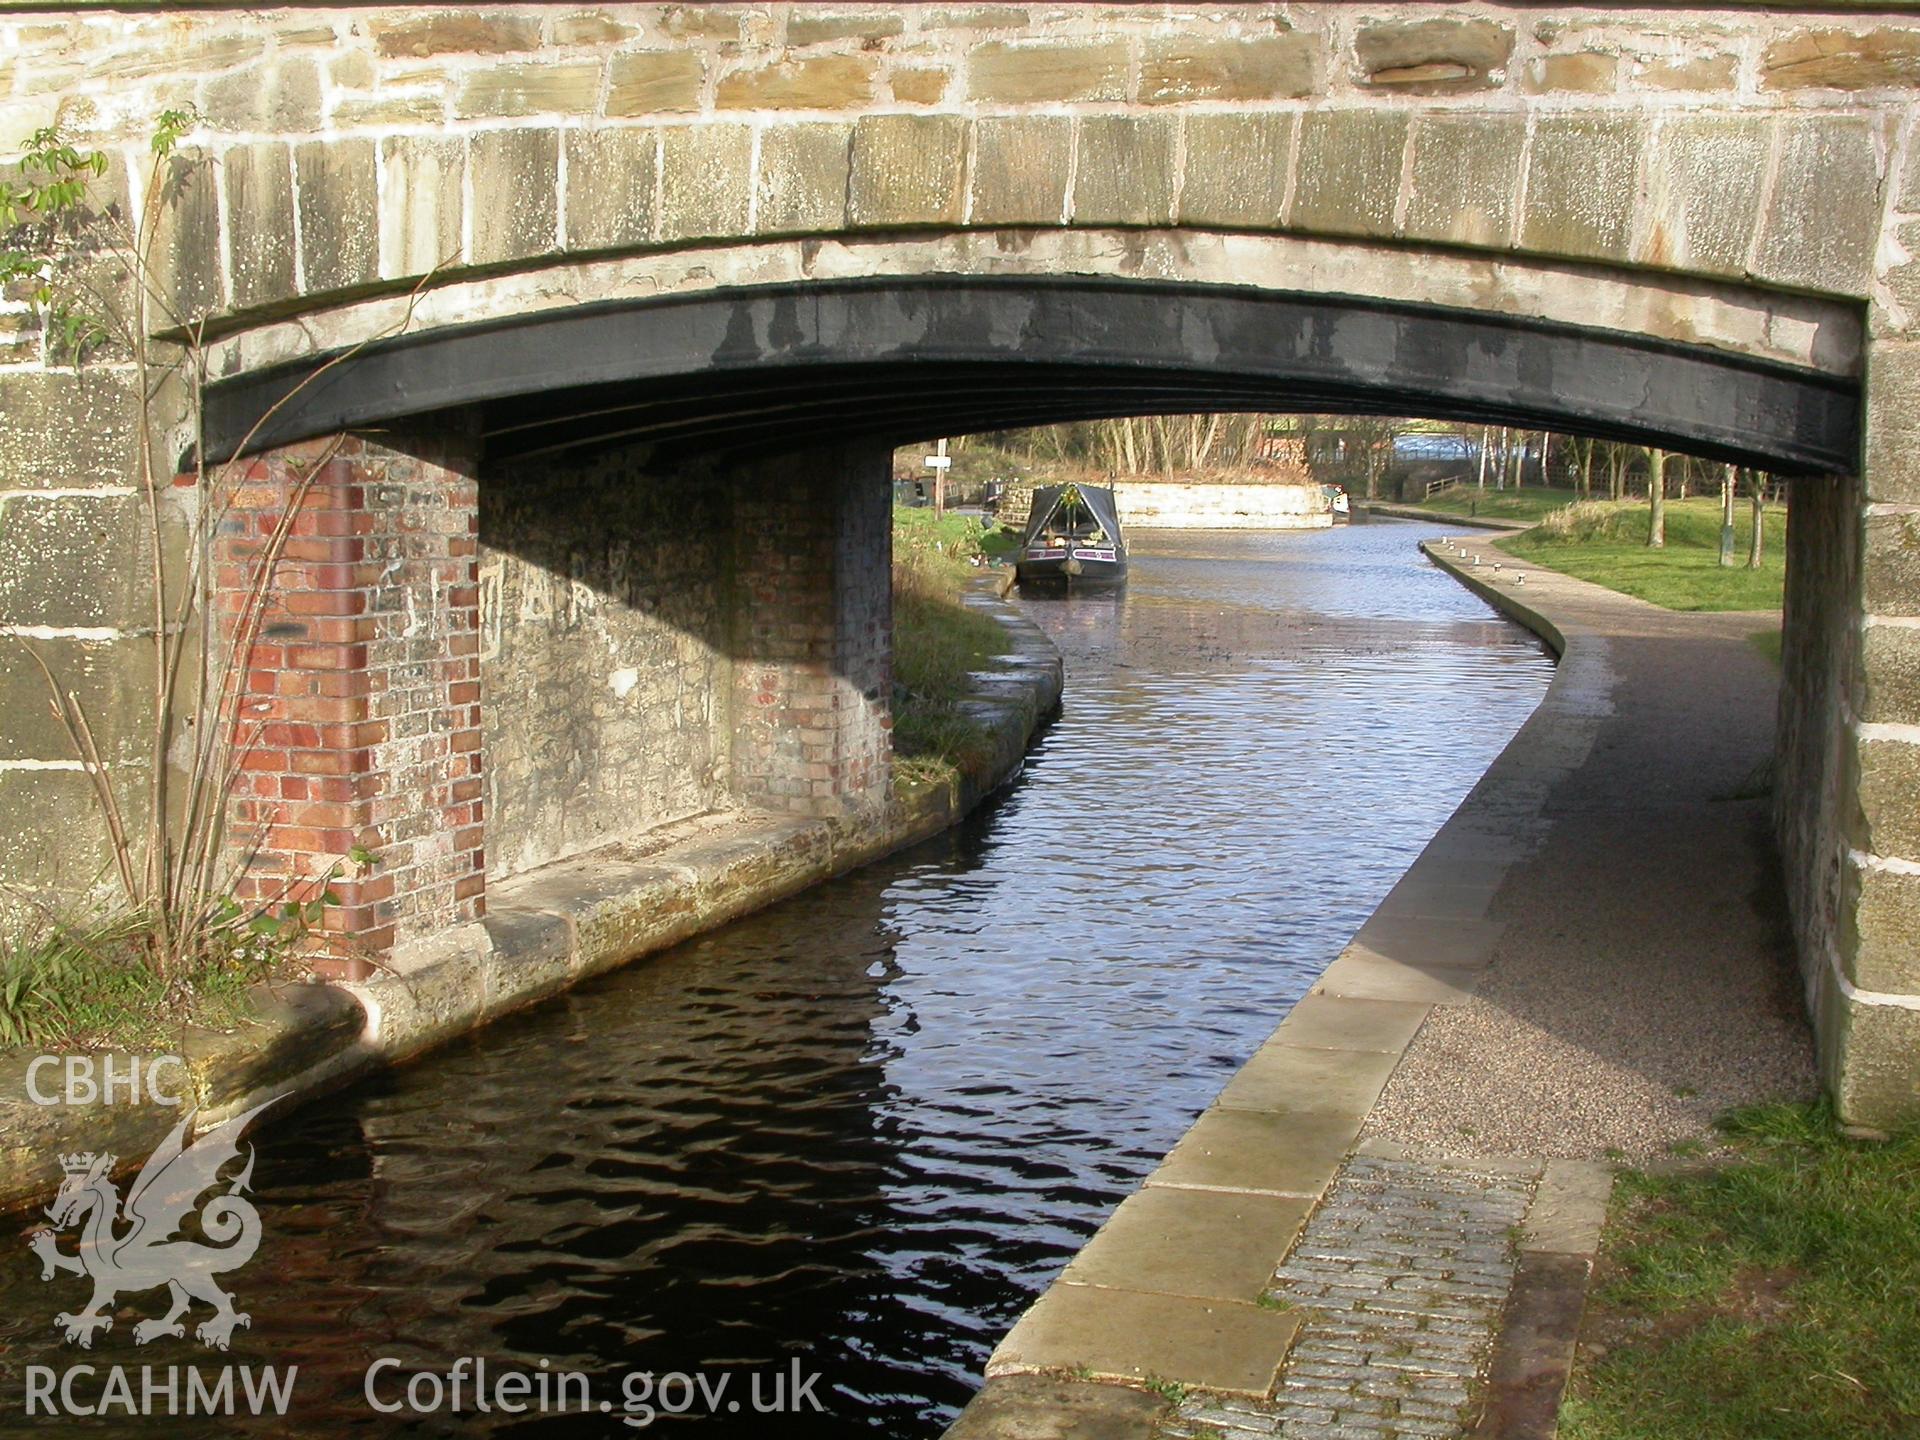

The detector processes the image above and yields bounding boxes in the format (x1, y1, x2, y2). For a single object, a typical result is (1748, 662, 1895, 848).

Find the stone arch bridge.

(2, 3, 1917, 1122)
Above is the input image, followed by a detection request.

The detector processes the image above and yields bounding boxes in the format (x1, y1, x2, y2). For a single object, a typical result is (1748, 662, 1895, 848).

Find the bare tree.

(1647, 448, 1667, 548)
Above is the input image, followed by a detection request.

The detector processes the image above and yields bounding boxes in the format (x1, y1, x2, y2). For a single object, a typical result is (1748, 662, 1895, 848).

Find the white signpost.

(923, 437, 951, 517)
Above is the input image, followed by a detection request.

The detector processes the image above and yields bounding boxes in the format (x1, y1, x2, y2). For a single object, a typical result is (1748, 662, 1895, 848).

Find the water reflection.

(0, 522, 1551, 1438)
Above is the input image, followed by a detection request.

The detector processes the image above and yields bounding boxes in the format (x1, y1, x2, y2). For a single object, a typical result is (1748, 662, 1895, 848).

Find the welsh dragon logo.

(28, 1098, 277, 1351)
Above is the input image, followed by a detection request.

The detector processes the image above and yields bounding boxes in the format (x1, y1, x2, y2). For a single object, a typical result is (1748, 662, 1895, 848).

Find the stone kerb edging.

(0, 575, 1060, 1216)
(947, 535, 1616, 1437)
(1359, 502, 1532, 532)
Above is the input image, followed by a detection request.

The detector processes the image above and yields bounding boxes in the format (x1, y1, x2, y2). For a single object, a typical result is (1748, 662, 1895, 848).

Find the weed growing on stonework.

(0, 112, 439, 1001)
(891, 507, 1009, 788)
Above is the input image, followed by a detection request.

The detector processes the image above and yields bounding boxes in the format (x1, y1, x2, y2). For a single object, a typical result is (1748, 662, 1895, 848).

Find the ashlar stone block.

(469, 128, 559, 265)
(757, 122, 852, 233)
(658, 124, 752, 243)
(1764, 28, 1920, 91)
(1843, 856, 1920, 995)
(1290, 110, 1409, 237)
(1865, 342, 1920, 505)
(1405, 113, 1524, 249)
(1754, 115, 1881, 297)
(1638, 115, 1769, 277)
(295, 138, 379, 295)
(966, 40, 1128, 104)
(849, 114, 967, 229)
(1178, 113, 1292, 229)
(1355, 17, 1513, 92)
(716, 54, 876, 110)
(565, 128, 658, 252)
(1071, 116, 1176, 228)
(380, 134, 464, 280)
(1139, 34, 1318, 103)
(606, 50, 704, 116)
(1520, 113, 1642, 261)
(224, 143, 297, 313)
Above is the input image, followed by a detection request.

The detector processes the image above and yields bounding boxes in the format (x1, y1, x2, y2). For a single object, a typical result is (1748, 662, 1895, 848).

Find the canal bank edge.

(0, 574, 1060, 1217)
(945, 534, 1606, 1439)
(1359, 503, 1532, 532)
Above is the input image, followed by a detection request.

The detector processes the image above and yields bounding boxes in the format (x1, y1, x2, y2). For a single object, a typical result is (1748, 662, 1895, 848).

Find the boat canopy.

(1023, 483, 1123, 544)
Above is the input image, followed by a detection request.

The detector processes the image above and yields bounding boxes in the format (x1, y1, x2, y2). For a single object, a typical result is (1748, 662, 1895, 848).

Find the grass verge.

(0, 920, 277, 1051)
(1412, 484, 1585, 524)
(1498, 499, 1787, 612)
(1562, 1102, 1920, 1440)
(892, 507, 1009, 787)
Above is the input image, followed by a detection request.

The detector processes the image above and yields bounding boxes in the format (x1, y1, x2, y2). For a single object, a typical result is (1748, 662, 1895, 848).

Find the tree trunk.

(1748, 471, 1766, 568)
(1647, 448, 1666, 549)
(1719, 466, 1737, 566)
(1477, 426, 1490, 490)
(1580, 438, 1594, 499)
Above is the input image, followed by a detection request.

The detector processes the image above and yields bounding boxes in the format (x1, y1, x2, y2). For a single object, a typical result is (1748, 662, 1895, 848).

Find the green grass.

(0, 920, 273, 1051)
(893, 503, 995, 562)
(981, 525, 1021, 560)
(892, 508, 1008, 786)
(1749, 627, 1783, 669)
(1412, 484, 1585, 524)
(1498, 499, 1787, 612)
(1561, 1102, 1920, 1440)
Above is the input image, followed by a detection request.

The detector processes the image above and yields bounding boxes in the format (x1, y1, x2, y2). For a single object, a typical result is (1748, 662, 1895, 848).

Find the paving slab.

(989, 1283, 1301, 1398)
(1063, 1186, 1315, 1302)
(1371, 875, 1504, 922)
(1519, 1159, 1613, 1256)
(1268, 993, 1434, 1054)
(1312, 948, 1484, 1005)
(1214, 1041, 1400, 1116)
(944, 1376, 1167, 1440)
(1349, 914, 1507, 969)
(1147, 1106, 1360, 1197)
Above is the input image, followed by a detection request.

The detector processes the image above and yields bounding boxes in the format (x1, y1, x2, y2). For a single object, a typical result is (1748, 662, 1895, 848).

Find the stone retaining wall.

(1114, 480, 1331, 530)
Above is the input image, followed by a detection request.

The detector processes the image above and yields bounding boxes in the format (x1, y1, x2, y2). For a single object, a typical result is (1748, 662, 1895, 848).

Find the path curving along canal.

(0, 522, 1551, 1437)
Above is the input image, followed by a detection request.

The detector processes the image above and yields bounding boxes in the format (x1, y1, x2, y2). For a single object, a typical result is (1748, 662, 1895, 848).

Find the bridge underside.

(193, 270, 1909, 1123)
(205, 279, 1857, 476)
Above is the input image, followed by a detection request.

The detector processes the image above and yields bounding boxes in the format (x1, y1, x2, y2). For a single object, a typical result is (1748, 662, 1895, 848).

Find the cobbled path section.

(1162, 1150, 1540, 1439)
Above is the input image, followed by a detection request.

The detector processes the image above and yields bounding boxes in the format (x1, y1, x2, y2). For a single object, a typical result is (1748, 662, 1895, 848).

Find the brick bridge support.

(217, 419, 484, 978)
(728, 441, 893, 821)
(219, 428, 892, 978)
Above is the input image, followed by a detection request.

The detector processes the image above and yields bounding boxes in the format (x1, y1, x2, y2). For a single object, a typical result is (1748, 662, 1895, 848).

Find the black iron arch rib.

(202, 277, 1861, 474)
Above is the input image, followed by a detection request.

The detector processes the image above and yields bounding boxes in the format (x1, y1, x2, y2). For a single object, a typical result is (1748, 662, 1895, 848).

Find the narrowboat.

(1015, 482, 1128, 588)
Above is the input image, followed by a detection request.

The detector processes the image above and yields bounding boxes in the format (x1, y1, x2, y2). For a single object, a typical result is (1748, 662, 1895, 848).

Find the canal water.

(0, 521, 1552, 1437)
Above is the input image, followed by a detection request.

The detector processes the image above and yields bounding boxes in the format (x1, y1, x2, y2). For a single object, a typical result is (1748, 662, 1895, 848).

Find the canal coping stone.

(986, 1281, 1303, 1399)
(1062, 1186, 1317, 1303)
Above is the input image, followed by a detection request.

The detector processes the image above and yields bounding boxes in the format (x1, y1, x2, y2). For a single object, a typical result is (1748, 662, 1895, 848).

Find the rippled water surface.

(0, 522, 1552, 1437)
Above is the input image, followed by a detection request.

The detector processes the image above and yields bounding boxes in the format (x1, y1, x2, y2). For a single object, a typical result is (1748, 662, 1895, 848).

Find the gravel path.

(1364, 544, 1817, 1160)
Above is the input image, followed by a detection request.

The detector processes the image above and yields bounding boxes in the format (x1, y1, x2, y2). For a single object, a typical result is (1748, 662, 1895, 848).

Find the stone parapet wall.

(0, 5, 1910, 352)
